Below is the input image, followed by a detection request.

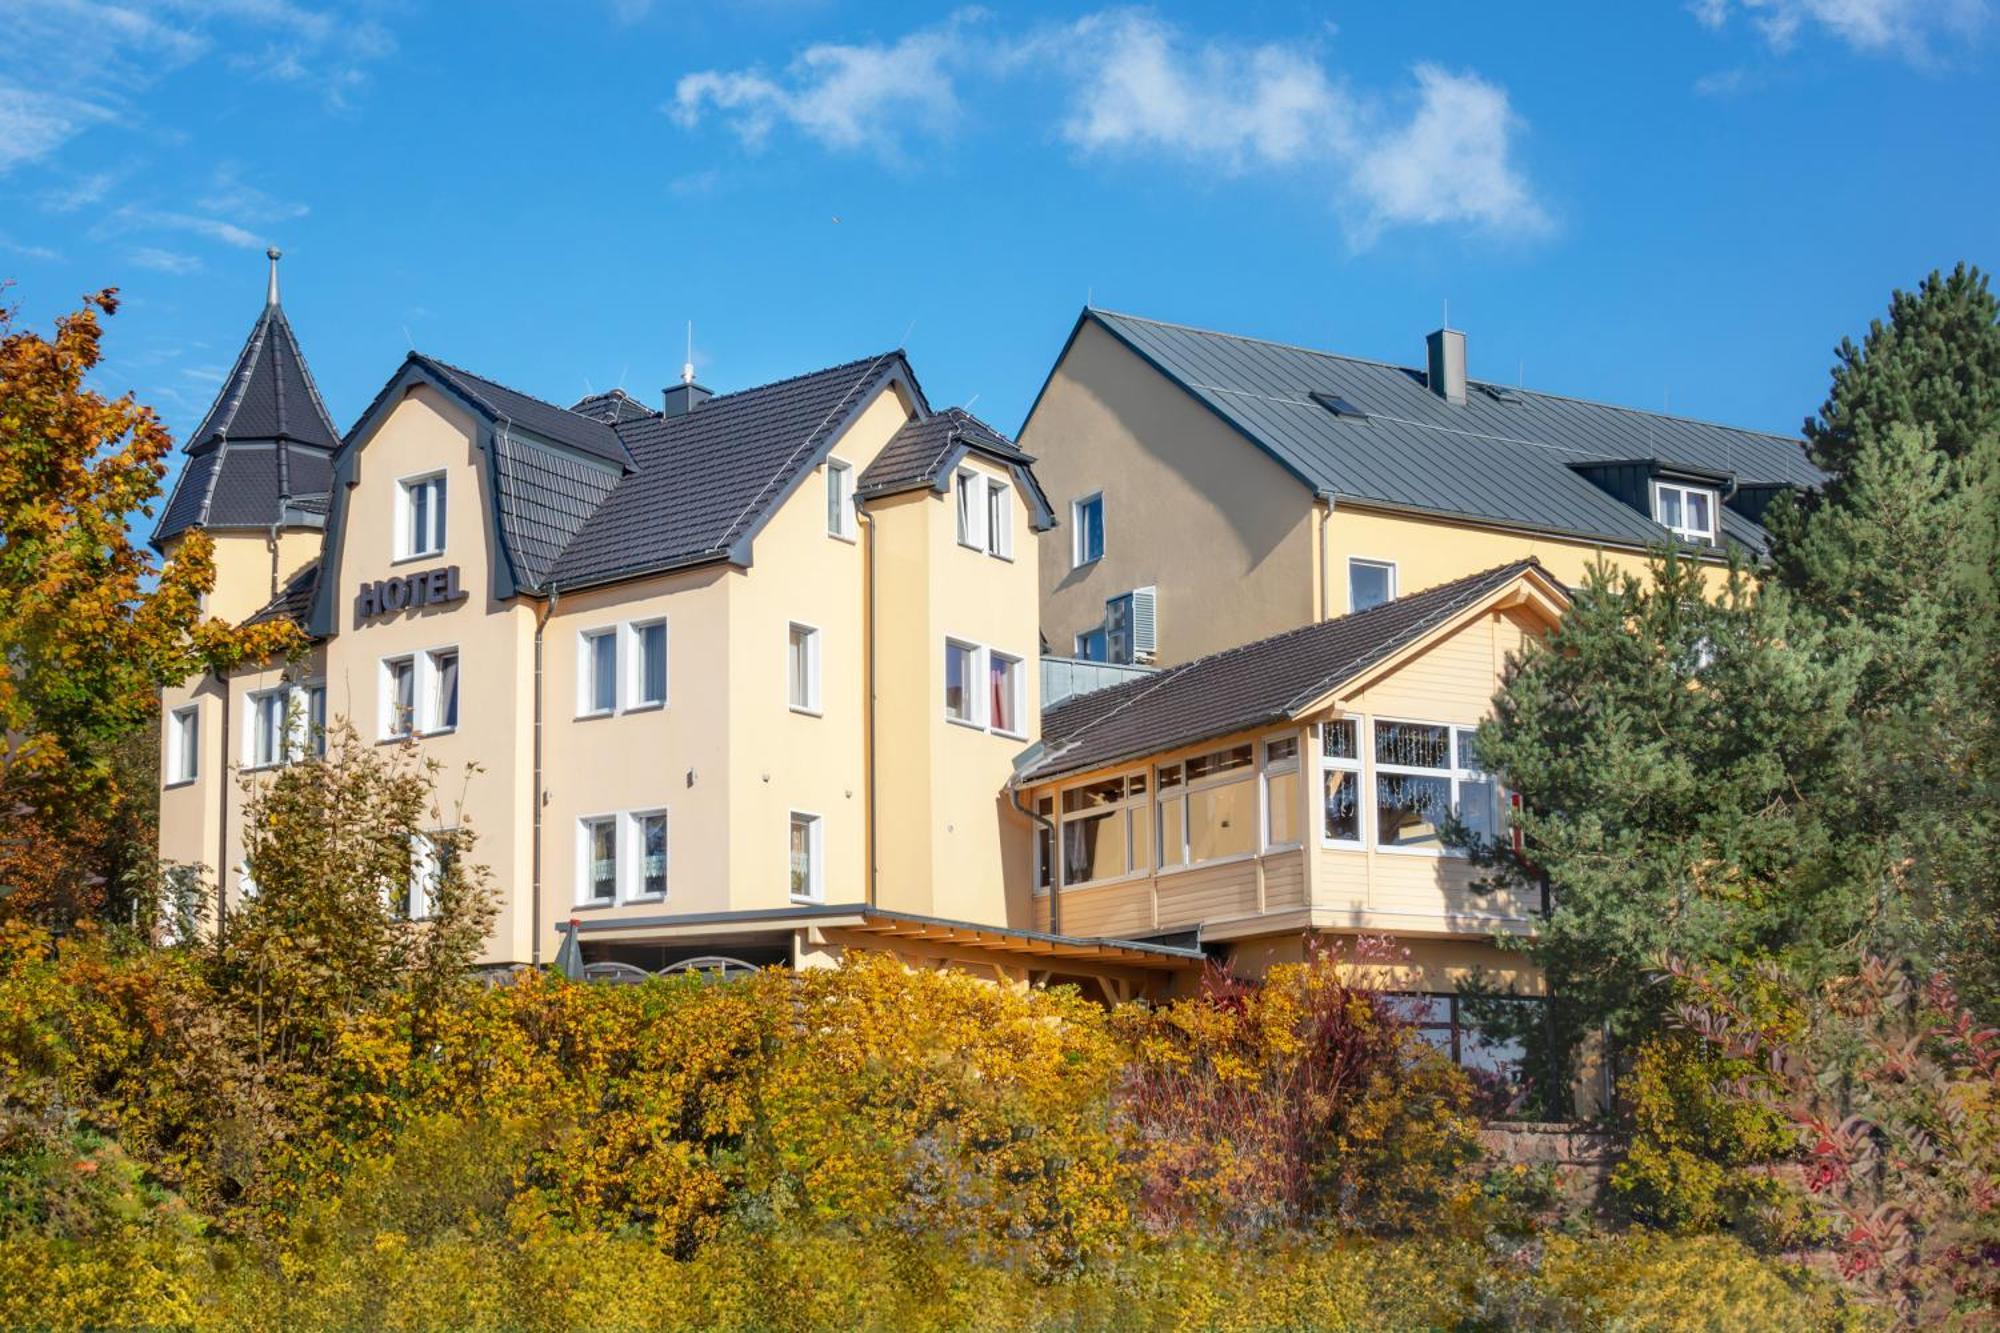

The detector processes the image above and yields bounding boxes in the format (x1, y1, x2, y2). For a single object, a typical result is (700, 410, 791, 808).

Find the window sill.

(575, 709, 614, 722)
(622, 701, 666, 715)
(1373, 844, 1467, 859)
(991, 728, 1028, 742)
(945, 714, 985, 732)
(164, 777, 198, 791)
(571, 899, 618, 912)
(1320, 838, 1367, 852)
(624, 894, 666, 906)
(986, 549, 1015, 563)
(392, 550, 446, 567)
(377, 734, 416, 747)
(956, 538, 984, 553)
(242, 760, 283, 773)
(1059, 869, 1150, 891)
(827, 530, 858, 545)
(422, 726, 457, 739)
(789, 705, 823, 718)
(1157, 851, 1257, 878)
(1072, 556, 1102, 572)
(789, 894, 822, 906)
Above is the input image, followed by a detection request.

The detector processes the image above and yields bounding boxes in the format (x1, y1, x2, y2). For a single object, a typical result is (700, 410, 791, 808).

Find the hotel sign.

(355, 565, 468, 622)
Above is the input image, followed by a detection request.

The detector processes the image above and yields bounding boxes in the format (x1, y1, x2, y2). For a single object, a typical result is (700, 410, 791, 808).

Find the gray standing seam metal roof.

(1018, 560, 1552, 785)
(154, 300, 342, 547)
(859, 405, 1033, 496)
(1081, 310, 1822, 556)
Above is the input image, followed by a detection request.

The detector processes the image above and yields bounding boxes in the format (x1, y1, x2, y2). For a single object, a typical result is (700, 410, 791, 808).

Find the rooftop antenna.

(681, 321, 695, 386)
(265, 247, 281, 306)
(1442, 297, 1449, 329)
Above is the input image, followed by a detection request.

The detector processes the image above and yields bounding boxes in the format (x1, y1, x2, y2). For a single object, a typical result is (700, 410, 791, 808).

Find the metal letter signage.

(354, 565, 467, 623)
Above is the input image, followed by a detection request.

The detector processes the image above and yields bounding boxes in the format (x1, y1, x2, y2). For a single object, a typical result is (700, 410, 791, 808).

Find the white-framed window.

(401, 831, 454, 921)
(985, 479, 1013, 559)
(1074, 627, 1107, 662)
(1373, 719, 1497, 852)
(397, 471, 447, 559)
(1319, 717, 1365, 846)
(167, 704, 199, 785)
(988, 651, 1024, 737)
(945, 639, 980, 725)
(787, 622, 821, 714)
(383, 656, 416, 738)
(578, 815, 618, 905)
(633, 810, 668, 900)
(579, 628, 617, 717)
(1157, 743, 1256, 870)
(1349, 558, 1396, 613)
(788, 811, 823, 901)
(826, 457, 856, 540)
(1263, 734, 1302, 849)
(248, 686, 289, 768)
(1653, 481, 1717, 544)
(1072, 492, 1104, 567)
(954, 469, 988, 551)
(428, 649, 459, 733)
(1059, 772, 1150, 885)
(627, 618, 668, 709)
(237, 859, 258, 901)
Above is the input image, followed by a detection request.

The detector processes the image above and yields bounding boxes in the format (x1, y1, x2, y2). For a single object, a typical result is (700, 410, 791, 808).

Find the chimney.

(662, 346, 710, 415)
(1425, 326, 1466, 406)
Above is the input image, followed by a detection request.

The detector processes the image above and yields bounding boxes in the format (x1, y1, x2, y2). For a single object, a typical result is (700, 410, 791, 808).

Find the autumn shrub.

(1674, 952, 2000, 1327)
(1113, 941, 1485, 1236)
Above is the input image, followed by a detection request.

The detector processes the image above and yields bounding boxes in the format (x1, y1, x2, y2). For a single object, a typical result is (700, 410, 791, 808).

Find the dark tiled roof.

(859, 406, 1030, 496)
(549, 351, 910, 588)
(569, 389, 660, 424)
(155, 300, 341, 546)
(243, 561, 320, 630)
(1020, 561, 1549, 784)
(1079, 310, 1822, 556)
(411, 355, 632, 467)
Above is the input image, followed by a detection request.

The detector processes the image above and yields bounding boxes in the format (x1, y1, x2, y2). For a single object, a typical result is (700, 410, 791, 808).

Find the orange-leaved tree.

(0, 289, 301, 925)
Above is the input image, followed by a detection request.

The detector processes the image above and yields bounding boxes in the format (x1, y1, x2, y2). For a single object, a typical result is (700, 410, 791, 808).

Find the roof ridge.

(413, 353, 577, 422)
(699, 348, 905, 407)
(1090, 307, 1801, 446)
(270, 306, 342, 449)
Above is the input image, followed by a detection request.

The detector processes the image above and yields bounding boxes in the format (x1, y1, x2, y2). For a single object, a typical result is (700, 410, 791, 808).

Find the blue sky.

(1, 0, 1994, 505)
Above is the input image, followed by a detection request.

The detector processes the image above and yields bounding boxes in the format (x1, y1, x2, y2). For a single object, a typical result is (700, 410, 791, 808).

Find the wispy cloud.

(672, 11, 975, 158)
(0, 232, 61, 261)
(671, 9, 1549, 245)
(100, 205, 264, 249)
(1689, 0, 1988, 63)
(198, 165, 310, 225)
(40, 169, 121, 212)
(0, 0, 397, 174)
(130, 246, 203, 274)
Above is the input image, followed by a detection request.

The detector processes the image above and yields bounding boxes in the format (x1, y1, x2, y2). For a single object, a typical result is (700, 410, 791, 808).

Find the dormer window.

(399, 472, 447, 559)
(1653, 481, 1716, 544)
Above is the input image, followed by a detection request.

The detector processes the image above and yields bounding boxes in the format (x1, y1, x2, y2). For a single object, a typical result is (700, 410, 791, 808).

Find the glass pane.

(390, 664, 414, 736)
(308, 688, 326, 756)
(826, 463, 848, 534)
(1267, 768, 1299, 845)
(640, 623, 667, 704)
(1158, 795, 1185, 868)
(1062, 778, 1125, 813)
(1189, 778, 1256, 862)
(1350, 561, 1393, 611)
(1375, 721, 1449, 769)
(589, 820, 616, 901)
(1157, 763, 1182, 788)
(1187, 744, 1254, 781)
(789, 817, 813, 896)
(1061, 810, 1127, 883)
(1377, 773, 1451, 847)
(945, 643, 972, 720)
(1686, 490, 1711, 536)
(1324, 769, 1360, 841)
(1660, 487, 1684, 530)
(642, 815, 667, 896)
(986, 484, 1008, 554)
(989, 655, 1015, 732)
(434, 653, 459, 730)
(1265, 736, 1298, 765)
(1381, 993, 1452, 1025)
(790, 627, 814, 709)
(1322, 719, 1358, 760)
(1129, 800, 1151, 873)
(956, 474, 976, 544)
(410, 481, 428, 553)
(431, 479, 446, 550)
(1035, 824, 1052, 890)
(1458, 778, 1497, 841)
(1455, 728, 1483, 772)
(592, 634, 616, 712)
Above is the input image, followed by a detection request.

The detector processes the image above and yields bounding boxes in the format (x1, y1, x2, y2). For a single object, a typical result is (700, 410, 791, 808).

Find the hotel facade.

(155, 264, 1820, 1093)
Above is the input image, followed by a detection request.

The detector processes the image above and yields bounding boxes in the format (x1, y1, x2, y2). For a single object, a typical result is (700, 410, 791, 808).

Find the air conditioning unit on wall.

(1104, 587, 1158, 665)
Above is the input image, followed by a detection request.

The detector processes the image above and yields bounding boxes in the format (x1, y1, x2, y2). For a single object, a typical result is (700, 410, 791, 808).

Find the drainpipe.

(1315, 493, 1335, 620)
(215, 666, 230, 944)
(1010, 787, 1059, 934)
(531, 585, 558, 965)
(859, 505, 878, 908)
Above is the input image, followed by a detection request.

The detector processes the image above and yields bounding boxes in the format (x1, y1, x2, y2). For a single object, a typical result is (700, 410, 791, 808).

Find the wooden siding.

(1032, 850, 1304, 939)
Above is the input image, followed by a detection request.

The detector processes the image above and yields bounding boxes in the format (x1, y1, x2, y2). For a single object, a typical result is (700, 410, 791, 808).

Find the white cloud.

(673, 12, 978, 158)
(0, 233, 61, 261)
(1349, 65, 1548, 240)
(130, 246, 203, 274)
(199, 165, 310, 225)
(0, 83, 114, 173)
(1045, 11, 1350, 169)
(1690, 0, 1987, 61)
(99, 205, 265, 249)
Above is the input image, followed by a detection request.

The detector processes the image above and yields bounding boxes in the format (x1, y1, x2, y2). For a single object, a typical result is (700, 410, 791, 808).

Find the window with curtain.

(638, 812, 667, 899)
(582, 817, 616, 903)
(633, 620, 667, 707)
(1320, 718, 1363, 844)
(580, 630, 617, 715)
(1373, 720, 1496, 850)
(1059, 774, 1147, 885)
(945, 640, 977, 723)
(789, 812, 820, 900)
(1158, 743, 1256, 866)
(384, 659, 416, 738)
(429, 649, 459, 731)
(988, 651, 1021, 734)
(249, 688, 288, 767)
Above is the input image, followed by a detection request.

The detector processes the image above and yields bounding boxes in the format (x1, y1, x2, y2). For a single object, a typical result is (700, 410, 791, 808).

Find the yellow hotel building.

(155, 265, 1818, 1101)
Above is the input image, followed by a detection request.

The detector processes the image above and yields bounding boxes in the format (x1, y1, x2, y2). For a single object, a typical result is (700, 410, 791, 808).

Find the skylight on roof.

(1478, 383, 1524, 405)
(1309, 390, 1367, 419)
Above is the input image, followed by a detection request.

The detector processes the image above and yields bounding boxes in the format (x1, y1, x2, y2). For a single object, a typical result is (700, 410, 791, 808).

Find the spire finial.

(266, 247, 282, 306)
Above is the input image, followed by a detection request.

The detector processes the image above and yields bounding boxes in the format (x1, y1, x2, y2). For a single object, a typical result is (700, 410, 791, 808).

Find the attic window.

(1309, 391, 1367, 419)
(1477, 383, 1523, 405)
(1653, 481, 1717, 544)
